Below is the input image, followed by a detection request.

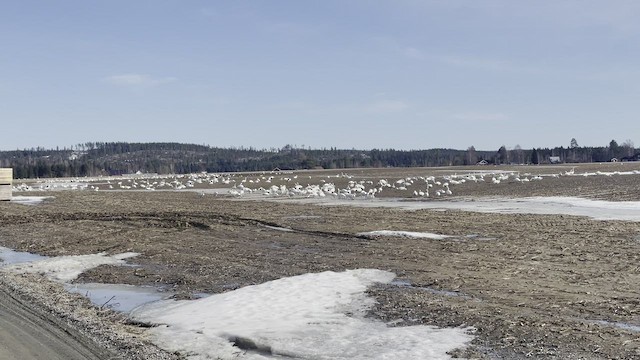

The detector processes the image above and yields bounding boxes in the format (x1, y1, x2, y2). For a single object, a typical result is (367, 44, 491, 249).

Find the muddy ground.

(3, 168, 640, 358)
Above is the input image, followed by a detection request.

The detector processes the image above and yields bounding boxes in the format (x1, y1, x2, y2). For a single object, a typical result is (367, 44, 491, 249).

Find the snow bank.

(357, 230, 451, 240)
(131, 269, 474, 359)
(4, 252, 139, 282)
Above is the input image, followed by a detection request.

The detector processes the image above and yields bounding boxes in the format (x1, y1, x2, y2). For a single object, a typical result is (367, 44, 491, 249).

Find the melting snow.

(591, 320, 640, 333)
(358, 230, 451, 240)
(3, 252, 139, 282)
(261, 224, 294, 232)
(9, 196, 53, 205)
(131, 269, 474, 359)
(281, 196, 640, 222)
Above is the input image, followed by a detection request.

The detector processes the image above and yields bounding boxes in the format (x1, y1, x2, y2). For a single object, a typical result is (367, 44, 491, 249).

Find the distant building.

(549, 156, 561, 164)
(611, 158, 619, 162)
(0, 168, 12, 201)
(476, 159, 488, 165)
(68, 151, 87, 161)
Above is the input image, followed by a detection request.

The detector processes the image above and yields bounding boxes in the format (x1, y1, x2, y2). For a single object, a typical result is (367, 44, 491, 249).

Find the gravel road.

(0, 283, 114, 359)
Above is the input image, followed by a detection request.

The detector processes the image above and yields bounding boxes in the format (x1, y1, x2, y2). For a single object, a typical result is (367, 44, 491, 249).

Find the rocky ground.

(2, 165, 640, 358)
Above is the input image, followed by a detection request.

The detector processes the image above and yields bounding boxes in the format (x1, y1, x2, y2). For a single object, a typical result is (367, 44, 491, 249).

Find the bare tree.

(513, 144, 524, 164)
(622, 139, 635, 157)
(570, 138, 579, 149)
(466, 146, 477, 165)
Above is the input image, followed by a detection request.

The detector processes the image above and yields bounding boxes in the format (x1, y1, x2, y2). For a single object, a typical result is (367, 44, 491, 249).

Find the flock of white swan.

(11, 167, 640, 200)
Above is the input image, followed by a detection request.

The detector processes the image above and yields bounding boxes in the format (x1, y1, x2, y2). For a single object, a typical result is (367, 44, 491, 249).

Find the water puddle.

(0, 246, 175, 313)
(0, 246, 48, 264)
(65, 283, 173, 313)
(591, 320, 640, 332)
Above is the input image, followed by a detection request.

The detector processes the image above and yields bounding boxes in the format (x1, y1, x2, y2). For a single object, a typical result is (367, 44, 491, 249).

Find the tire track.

(0, 285, 116, 360)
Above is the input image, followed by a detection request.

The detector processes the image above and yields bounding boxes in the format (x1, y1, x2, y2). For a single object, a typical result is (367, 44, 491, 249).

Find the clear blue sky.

(1, 1, 638, 151)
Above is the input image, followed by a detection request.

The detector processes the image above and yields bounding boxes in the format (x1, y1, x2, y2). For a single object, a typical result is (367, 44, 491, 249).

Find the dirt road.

(0, 284, 114, 359)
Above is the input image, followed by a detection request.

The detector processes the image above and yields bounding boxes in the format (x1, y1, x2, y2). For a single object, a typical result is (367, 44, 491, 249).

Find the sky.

(1, 1, 639, 151)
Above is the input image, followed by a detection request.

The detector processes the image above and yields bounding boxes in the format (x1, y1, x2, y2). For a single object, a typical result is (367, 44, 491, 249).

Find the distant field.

(14, 161, 640, 201)
(3, 162, 640, 358)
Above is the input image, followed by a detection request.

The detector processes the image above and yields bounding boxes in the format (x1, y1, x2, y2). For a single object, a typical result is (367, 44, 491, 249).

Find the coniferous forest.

(0, 140, 637, 179)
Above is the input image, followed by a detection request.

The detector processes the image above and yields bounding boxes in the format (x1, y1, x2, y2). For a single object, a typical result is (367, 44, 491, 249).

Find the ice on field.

(4, 252, 138, 282)
(9, 196, 53, 205)
(288, 196, 640, 222)
(131, 269, 474, 359)
(357, 230, 451, 240)
(65, 283, 170, 313)
(0, 246, 48, 265)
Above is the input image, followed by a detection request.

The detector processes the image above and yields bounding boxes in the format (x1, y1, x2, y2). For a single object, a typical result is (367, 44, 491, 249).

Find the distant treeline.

(0, 140, 637, 179)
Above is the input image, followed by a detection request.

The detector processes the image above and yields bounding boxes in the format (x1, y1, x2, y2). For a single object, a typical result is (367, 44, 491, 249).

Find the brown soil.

(3, 165, 640, 358)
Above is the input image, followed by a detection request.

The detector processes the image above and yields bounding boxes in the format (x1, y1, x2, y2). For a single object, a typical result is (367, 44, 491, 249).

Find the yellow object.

(0, 168, 12, 200)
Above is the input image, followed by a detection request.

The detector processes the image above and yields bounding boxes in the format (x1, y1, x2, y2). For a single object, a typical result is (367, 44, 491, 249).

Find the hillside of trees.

(0, 140, 636, 179)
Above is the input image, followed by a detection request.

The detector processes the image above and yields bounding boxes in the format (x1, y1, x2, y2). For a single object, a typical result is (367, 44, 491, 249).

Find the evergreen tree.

(531, 148, 539, 164)
(497, 146, 508, 164)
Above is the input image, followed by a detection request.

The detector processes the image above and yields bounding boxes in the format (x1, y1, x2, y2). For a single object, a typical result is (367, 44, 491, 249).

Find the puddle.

(391, 279, 472, 299)
(65, 283, 172, 313)
(391, 279, 413, 287)
(592, 320, 640, 332)
(0, 246, 174, 313)
(0, 246, 48, 265)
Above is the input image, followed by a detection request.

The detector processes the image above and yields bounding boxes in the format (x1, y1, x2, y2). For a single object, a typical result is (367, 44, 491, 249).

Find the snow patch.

(10, 196, 53, 205)
(261, 224, 294, 232)
(131, 269, 474, 359)
(358, 230, 451, 240)
(3, 252, 139, 282)
(278, 196, 640, 222)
